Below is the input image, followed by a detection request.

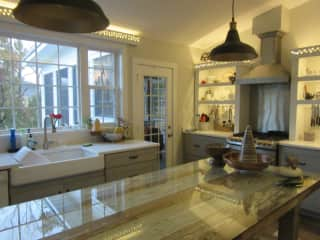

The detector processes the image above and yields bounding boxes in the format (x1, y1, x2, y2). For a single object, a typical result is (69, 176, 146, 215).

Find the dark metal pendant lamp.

(210, 0, 257, 61)
(13, 0, 109, 33)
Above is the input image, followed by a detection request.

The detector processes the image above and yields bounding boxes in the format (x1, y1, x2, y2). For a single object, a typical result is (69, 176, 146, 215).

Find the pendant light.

(210, 0, 257, 61)
(13, 0, 109, 33)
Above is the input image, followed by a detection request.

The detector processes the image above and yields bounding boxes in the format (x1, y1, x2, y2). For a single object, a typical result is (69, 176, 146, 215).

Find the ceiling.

(4, 0, 312, 49)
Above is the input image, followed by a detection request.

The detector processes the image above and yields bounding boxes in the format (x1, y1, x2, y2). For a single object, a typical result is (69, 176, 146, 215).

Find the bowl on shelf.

(206, 144, 230, 167)
(223, 152, 273, 172)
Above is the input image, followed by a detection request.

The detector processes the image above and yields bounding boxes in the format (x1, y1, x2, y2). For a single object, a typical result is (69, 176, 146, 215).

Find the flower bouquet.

(50, 113, 62, 133)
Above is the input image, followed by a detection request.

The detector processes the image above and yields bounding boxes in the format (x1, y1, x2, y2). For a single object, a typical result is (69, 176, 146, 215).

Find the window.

(0, 37, 79, 130)
(88, 50, 118, 123)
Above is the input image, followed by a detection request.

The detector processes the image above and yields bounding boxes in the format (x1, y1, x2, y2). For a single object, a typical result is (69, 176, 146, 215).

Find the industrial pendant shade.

(13, 0, 109, 33)
(210, 0, 257, 61)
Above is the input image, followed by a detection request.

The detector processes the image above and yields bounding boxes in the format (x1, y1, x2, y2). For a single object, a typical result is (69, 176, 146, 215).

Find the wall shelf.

(198, 100, 235, 105)
(297, 99, 320, 105)
(297, 76, 320, 82)
(199, 82, 234, 87)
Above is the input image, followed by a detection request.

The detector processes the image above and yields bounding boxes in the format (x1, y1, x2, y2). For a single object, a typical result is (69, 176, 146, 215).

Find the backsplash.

(0, 129, 101, 153)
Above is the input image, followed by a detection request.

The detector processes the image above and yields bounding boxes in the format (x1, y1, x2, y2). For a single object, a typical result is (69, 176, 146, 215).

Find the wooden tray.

(223, 152, 273, 171)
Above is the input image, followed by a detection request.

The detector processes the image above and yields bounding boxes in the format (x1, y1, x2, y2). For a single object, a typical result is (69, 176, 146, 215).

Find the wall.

(125, 37, 202, 164)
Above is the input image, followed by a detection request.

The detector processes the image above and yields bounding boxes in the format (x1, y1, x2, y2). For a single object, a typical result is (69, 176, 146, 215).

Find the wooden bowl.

(223, 152, 273, 171)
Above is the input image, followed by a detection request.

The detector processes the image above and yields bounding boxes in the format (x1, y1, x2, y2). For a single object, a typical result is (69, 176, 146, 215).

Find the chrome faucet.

(43, 116, 52, 150)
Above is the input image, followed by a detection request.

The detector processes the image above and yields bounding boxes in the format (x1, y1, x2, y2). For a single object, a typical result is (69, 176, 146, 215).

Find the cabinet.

(10, 170, 105, 204)
(105, 147, 159, 182)
(0, 171, 9, 207)
(290, 45, 320, 143)
(194, 62, 250, 133)
(183, 133, 226, 163)
(279, 145, 320, 217)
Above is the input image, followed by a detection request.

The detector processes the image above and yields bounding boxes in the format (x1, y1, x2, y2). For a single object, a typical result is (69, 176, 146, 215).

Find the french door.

(133, 64, 173, 168)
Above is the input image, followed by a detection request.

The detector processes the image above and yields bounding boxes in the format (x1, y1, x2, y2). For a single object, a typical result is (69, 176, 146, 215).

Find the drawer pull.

(129, 155, 139, 159)
(193, 144, 200, 148)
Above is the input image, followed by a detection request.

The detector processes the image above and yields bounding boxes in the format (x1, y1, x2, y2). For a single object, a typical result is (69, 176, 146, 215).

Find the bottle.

(9, 128, 17, 153)
(26, 129, 37, 150)
(92, 119, 101, 132)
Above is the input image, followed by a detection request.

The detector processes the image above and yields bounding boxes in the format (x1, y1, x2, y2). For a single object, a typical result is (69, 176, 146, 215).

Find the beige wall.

(126, 38, 202, 164)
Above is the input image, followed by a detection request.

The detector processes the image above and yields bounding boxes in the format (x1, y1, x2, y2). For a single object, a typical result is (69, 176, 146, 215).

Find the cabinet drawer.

(105, 148, 157, 168)
(106, 161, 153, 182)
(0, 171, 8, 207)
(183, 133, 226, 160)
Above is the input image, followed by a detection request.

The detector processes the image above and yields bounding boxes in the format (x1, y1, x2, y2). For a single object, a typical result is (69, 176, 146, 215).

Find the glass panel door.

(143, 76, 167, 168)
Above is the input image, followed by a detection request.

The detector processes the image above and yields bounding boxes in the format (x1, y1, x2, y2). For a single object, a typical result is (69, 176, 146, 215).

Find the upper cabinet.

(194, 62, 251, 133)
(290, 45, 320, 143)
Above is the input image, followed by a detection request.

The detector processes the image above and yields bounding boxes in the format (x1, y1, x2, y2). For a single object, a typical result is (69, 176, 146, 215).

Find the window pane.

(0, 60, 12, 83)
(0, 109, 12, 129)
(11, 39, 36, 62)
(13, 84, 38, 108)
(13, 62, 37, 85)
(37, 42, 58, 64)
(58, 66, 78, 87)
(0, 37, 11, 60)
(88, 51, 113, 68)
(15, 108, 38, 129)
(88, 68, 114, 87)
(59, 45, 77, 65)
(0, 83, 12, 108)
(38, 64, 59, 85)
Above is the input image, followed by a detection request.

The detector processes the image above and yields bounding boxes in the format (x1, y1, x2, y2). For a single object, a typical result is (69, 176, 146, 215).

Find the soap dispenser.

(26, 129, 37, 150)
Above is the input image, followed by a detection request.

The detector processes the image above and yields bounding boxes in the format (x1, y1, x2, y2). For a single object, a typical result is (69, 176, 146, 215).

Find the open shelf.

(198, 100, 235, 105)
(297, 75, 320, 82)
(297, 99, 320, 105)
(199, 82, 234, 87)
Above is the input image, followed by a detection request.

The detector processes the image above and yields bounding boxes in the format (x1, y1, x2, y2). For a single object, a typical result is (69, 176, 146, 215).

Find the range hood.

(238, 6, 290, 84)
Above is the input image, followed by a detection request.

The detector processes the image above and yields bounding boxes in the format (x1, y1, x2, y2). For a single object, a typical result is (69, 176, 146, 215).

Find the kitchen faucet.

(43, 116, 52, 150)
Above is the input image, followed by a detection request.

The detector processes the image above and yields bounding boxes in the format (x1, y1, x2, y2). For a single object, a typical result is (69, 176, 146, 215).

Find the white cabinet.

(0, 171, 9, 207)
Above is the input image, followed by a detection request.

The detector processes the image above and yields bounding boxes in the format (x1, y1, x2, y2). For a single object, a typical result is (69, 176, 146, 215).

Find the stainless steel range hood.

(238, 31, 290, 84)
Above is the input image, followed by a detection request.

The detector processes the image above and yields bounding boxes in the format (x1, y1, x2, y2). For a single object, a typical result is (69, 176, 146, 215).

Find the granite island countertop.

(0, 160, 319, 240)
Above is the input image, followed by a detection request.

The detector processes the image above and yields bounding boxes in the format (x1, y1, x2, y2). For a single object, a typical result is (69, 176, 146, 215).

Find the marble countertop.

(0, 154, 20, 170)
(0, 140, 159, 170)
(183, 130, 233, 139)
(0, 160, 318, 240)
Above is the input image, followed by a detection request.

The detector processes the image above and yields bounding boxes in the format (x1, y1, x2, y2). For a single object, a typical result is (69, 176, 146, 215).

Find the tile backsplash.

(0, 129, 101, 153)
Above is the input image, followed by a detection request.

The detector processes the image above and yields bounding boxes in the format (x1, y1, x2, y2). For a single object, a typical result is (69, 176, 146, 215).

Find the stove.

(226, 131, 288, 165)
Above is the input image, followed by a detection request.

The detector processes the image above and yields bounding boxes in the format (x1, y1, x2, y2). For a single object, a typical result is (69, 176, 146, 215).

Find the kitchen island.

(0, 159, 319, 240)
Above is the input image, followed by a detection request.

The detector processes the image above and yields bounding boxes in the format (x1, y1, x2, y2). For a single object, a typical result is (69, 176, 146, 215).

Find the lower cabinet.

(105, 147, 159, 182)
(10, 170, 105, 204)
(9, 146, 159, 204)
(279, 145, 320, 217)
(183, 133, 226, 163)
(0, 170, 9, 207)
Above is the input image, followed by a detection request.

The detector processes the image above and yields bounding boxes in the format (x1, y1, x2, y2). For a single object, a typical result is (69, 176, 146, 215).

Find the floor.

(253, 215, 320, 240)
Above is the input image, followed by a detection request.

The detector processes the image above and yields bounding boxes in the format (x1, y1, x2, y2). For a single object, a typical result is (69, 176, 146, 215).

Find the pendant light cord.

(232, 0, 235, 21)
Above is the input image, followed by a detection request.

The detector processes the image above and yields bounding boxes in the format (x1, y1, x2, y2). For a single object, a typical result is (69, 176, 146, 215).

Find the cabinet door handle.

(193, 144, 200, 148)
(129, 155, 138, 159)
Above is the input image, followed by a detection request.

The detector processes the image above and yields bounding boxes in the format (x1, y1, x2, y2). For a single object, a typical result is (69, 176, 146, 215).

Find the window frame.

(0, 32, 124, 134)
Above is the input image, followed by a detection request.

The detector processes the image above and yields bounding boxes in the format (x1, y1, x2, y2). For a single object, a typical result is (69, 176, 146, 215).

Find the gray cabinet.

(10, 170, 105, 204)
(105, 147, 159, 182)
(183, 133, 226, 163)
(0, 171, 9, 207)
(279, 145, 320, 217)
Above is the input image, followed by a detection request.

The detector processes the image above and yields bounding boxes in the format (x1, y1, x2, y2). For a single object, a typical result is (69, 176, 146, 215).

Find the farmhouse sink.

(11, 146, 103, 186)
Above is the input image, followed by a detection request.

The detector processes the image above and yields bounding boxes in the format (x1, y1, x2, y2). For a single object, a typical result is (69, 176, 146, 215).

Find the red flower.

(50, 113, 63, 119)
